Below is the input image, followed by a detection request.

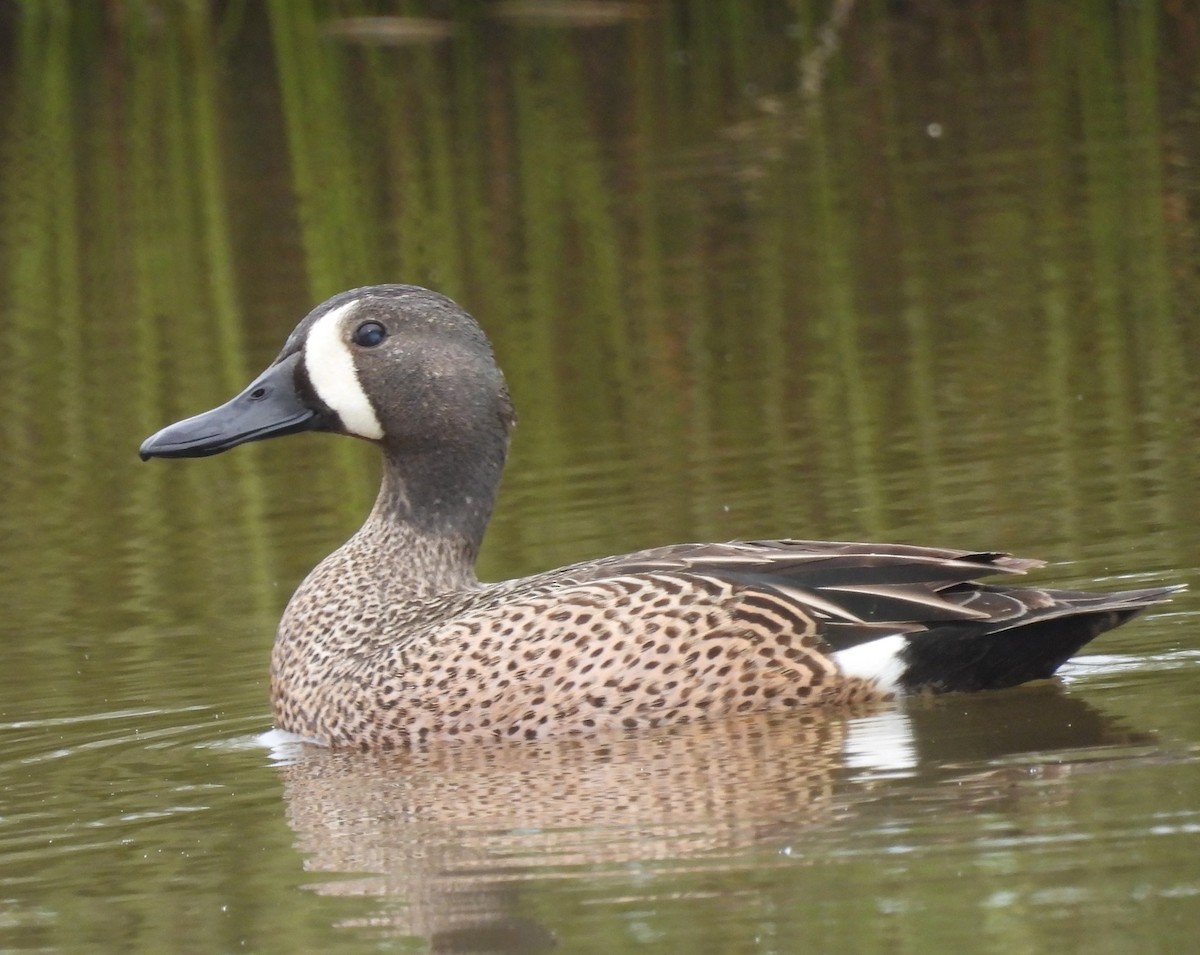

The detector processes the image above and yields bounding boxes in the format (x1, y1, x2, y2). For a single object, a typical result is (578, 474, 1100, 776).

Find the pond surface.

(1, 2, 1199, 952)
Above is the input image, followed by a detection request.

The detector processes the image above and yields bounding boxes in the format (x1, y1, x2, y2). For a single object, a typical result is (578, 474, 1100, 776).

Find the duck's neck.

(345, 439, 505, 596)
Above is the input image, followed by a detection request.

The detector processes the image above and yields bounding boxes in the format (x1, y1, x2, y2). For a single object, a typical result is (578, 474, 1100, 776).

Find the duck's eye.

(352, 321, 387, 348)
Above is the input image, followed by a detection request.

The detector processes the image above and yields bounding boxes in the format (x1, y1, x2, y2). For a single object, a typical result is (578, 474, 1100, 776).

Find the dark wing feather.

(567, 540, 1181, 670)
(590, 539, 1039, 647)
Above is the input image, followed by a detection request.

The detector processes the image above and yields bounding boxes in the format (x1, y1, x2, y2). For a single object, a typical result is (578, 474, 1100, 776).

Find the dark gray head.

(284, 285, 515, 454)
(141, 285, 516, 545)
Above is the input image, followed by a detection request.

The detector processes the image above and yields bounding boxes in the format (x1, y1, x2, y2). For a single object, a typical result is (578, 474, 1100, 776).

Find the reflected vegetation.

(0, 1, 1198, 954)
(1, 1, 1195, 594)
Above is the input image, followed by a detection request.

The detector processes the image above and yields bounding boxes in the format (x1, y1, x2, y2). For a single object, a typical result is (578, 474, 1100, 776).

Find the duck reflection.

(274, 686, 1149, 953)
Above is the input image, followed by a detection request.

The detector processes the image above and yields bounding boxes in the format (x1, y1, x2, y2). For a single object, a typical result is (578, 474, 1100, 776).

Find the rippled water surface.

(1, 2, 1199, 953)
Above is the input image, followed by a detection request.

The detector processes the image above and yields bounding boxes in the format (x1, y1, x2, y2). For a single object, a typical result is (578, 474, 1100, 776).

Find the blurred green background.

(0, 2, 1198, 953)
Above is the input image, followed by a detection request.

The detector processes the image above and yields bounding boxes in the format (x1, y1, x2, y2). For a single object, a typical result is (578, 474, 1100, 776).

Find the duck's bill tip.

(139, 407, 322, 460)
(139, 423, 243, 460)
(139, 353, 326, 461)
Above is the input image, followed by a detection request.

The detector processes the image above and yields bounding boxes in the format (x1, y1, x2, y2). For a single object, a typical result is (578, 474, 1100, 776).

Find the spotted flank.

(140, 285, 1184, 749)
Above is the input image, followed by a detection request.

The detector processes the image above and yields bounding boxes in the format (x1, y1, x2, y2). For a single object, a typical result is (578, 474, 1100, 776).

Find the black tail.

(899, 585, 1183, 693)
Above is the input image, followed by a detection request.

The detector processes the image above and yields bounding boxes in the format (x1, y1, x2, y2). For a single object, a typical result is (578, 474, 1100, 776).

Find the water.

(1, 2, 1199, 952)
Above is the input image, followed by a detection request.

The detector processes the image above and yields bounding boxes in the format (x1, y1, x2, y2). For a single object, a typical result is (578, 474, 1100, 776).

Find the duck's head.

(140, 285, 515, 462)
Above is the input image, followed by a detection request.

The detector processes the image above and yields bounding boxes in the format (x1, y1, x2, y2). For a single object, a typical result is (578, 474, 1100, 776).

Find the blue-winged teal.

(141, 285, 1182, 749)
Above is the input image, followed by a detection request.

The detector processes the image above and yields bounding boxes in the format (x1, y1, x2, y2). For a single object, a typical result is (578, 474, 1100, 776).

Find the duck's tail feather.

(833, 584, 1183, 695)
(896, 584, 1183, 693)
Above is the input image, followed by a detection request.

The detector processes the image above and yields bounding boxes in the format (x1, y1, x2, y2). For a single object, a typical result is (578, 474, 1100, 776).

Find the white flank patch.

(303, 299, 385, 439)
(832, 633, 908, 693)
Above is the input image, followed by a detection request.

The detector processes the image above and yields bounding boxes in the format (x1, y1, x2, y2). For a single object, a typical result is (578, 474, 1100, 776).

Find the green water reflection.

(0, 2, 1198, 953)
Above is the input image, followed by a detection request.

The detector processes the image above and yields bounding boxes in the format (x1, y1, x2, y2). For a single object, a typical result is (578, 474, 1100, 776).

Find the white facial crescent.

(302, 300, 385, 440)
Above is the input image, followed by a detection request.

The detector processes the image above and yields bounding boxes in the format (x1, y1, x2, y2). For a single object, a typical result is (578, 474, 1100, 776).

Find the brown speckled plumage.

(140, 285, 1183, 749)
(273, 535, 891, 748)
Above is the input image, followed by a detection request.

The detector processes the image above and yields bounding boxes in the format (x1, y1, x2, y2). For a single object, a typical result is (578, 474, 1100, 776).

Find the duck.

(140, 285, 1182, 749)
